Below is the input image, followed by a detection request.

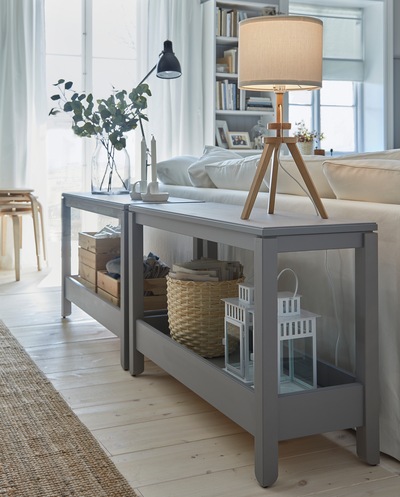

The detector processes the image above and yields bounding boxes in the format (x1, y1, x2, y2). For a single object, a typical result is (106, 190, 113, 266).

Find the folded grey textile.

(105, 253, 170, 279)
(143, 252, 170, 279)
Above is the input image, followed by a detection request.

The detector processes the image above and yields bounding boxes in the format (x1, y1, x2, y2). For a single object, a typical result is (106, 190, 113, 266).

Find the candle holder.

(141, 181, 169, 202)
(130, 180, 148, 200)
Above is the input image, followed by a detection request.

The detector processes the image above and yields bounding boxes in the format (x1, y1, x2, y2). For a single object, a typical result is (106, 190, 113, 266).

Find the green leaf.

(54, 79, 65, 85)
(65, 81, 73, 90)
(63, 102, 73, 112)
(50, 94, 61, 101)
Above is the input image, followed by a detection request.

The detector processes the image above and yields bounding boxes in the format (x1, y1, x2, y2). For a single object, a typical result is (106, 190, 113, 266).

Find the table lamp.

(132, 40, 182, 201)
(238, 16, 328, 219)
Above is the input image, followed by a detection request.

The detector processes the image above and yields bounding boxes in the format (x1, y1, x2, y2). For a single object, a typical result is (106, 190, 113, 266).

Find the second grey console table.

(61, 192, 132, 370)
(128, 201, 379, 487)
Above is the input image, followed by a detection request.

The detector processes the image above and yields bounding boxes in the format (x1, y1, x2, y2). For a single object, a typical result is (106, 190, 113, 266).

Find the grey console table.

(128, 201, 379, 487)
(61, 192, 132, 370)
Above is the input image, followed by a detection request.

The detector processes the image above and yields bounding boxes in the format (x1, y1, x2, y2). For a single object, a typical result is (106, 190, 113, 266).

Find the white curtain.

(0, 0, 47, 196)
(0, 0, 47, 269)
(136, 0, 204, 161)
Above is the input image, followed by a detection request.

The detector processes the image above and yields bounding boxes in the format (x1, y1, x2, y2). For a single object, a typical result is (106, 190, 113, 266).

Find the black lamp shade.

(156, 40, 182, 79)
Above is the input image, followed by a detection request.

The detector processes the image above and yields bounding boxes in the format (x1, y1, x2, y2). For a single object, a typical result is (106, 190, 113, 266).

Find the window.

(288, 3, 364, 155)
(289, 81, 360, 154)
(45, 0, 137, 240)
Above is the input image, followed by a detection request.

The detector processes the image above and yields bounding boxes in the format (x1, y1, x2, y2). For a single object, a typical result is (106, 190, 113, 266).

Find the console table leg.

(254, 237, 279, 487)
(61, 195, 71, 318)
(129, 212, 144, 376)
(355, 231, 380, 464)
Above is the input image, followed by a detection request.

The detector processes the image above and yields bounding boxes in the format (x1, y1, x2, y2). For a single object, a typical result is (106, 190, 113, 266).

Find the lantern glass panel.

(279, 335, 315, 394)
(225, 319, 243, 377)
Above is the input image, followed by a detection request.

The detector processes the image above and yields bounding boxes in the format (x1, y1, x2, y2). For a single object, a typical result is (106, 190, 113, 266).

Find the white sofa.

(147, 146, 400, 462)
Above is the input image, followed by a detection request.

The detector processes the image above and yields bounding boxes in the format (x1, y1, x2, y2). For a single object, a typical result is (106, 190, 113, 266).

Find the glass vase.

(91, 136, 130, 194)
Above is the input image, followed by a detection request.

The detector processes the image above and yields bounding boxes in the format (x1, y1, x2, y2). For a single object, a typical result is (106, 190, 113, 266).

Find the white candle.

(141, 138, 147, 181)
(151, 136, 157, 183)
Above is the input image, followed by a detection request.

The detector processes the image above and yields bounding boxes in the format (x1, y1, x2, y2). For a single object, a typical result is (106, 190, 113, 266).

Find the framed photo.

(227, 131, 251, 149)
(215, 120, 229, 149)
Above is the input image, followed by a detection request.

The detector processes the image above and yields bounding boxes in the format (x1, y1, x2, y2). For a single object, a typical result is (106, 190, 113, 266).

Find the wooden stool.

(0, 189, 46, 281)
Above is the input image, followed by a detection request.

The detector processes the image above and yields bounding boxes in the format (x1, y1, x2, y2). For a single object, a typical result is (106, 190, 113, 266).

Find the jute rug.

(0, 320, 138, 497)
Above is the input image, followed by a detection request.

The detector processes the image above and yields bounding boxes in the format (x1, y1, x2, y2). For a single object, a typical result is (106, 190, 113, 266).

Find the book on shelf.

(216, 80, 238, 111)
(223, 48, 238, 74)
(216, 7, 248, 37)
(246, 96, 273, 111)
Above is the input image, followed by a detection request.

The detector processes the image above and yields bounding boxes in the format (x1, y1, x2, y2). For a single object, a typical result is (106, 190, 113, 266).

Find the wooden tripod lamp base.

(241, 125, 328, 220)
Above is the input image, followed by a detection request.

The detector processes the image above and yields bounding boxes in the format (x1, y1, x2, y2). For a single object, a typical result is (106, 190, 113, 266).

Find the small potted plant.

(49, 80, 151, 194)
(293, 120, 324, 156)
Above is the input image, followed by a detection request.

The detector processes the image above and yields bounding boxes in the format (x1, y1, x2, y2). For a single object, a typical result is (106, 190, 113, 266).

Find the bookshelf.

(202, 0, 286, 151)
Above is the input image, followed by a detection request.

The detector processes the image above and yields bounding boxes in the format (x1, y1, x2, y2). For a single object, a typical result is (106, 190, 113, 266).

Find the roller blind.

(290, 3, 363, 81)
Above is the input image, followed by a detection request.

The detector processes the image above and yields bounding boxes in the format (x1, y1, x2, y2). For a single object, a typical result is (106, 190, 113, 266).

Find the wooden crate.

(78, 247, 117, 270)
(79, 262, 97, 286)
(97, 287, 120, 306)
(97, 270, 120, 298)
(96, 271, 167, 309)
(78, 232, 120, 255)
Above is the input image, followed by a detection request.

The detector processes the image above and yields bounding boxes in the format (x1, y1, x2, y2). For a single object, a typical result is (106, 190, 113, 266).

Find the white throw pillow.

(323, 159, 400, 204)
(188, 146, 242, 187)
(157, 155, 198, 186)
(205, 154, 268, 191)
(264, 155, 336, 199)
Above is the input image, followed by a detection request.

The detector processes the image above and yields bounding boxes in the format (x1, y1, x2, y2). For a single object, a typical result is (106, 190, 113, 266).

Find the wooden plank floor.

(1, 261, 400, 496)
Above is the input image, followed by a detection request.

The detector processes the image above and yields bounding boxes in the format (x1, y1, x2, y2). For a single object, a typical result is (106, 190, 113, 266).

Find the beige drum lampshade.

(238, 16, 323, 92)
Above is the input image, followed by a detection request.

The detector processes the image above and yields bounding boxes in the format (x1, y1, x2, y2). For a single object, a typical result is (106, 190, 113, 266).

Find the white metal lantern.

(277, 269, 319, 394)
(223, 283, 255, 383)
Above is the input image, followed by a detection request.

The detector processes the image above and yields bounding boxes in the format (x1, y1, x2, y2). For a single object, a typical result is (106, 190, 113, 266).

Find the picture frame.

(215, 120, 229, 149)
(227, 131, 251, 149)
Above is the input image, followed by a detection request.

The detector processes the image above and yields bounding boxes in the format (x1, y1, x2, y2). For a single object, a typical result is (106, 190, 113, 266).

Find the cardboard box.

(78, 232, 120, 255)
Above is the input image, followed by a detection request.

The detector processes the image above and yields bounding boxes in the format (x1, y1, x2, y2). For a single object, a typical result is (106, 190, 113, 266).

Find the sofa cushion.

(339, 149, 400, 161)
(188, 146, 242, 187)
(204, 155, 268, 192)
(264, 155, 336, 199)
(157, 155, 198, 186)
(323, 158, 400, 204)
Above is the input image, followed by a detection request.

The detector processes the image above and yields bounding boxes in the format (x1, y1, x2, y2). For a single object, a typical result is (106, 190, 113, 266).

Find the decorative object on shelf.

(238, 16, 328, 220)
(226, 131, 251, 149)
(277, 268, 319, 394)
(293, 120, 325, 156)
(223, 282, 255, 383)
(250, 120, 268, 149)
(134, 40, 181, 200)
(215, 120, 229, 148)
(49, 80, 151, 195)
(223, 269, 319, 392)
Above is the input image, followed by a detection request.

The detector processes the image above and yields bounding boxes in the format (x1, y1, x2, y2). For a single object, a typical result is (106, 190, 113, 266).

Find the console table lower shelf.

(135, 315, 367, 486)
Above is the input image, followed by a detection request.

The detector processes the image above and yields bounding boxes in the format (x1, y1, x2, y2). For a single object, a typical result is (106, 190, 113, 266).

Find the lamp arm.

(137, 64, 157, 169)
(138, 64, 157, 86)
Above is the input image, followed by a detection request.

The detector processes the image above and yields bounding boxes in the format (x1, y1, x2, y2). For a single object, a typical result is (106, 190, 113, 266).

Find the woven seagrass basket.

(166, 275, 244, 358)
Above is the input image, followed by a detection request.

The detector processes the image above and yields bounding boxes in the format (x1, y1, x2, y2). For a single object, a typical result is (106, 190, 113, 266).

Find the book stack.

(216, 48, 238, 74)
(168, 258, 243, 282)
(216, 8, 248, 37)
(246, 96, 273, 111)
(216, 80, 238, 110)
